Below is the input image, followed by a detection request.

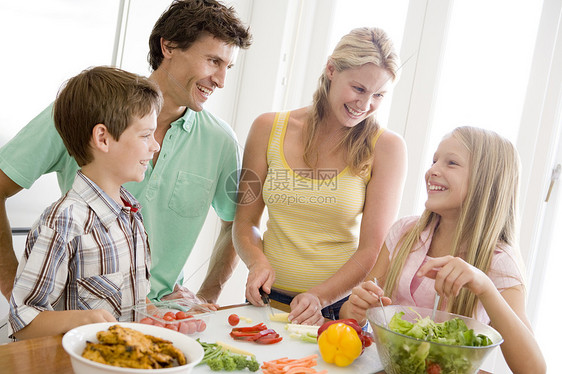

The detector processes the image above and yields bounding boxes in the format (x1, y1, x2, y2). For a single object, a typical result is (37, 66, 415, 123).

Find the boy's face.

(159, 33, 239, 112)
(109, 111, 160, 184)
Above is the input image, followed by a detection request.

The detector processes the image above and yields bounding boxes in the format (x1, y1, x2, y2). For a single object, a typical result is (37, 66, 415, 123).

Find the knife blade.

(259, 287, 275, 317)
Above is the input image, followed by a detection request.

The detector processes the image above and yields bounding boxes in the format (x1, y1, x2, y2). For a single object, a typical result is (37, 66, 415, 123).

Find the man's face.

(159, 33, 239, 112)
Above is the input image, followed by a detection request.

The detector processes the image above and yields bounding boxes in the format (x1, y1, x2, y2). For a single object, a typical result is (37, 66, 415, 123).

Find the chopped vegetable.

(269, 312, 290, 322)
(317, 322, 362, 367)
(139, 315, 206, 334)
(388, 311, 492, 346)
(216, 341, 255, 357)
(175, 311, 192, 320)
(261, 354, 327, 374)
(197, 339, 259, 371)
(230, 323, 283, 345)
(239, 316, 253, 323)
(228, 314, 240, 326)
(285, 323, 319, 343)
(382, 310, 494, 373)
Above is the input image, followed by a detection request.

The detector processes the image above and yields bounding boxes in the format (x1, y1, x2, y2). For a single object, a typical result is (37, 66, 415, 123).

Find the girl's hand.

(245, 260, 275, 306)
(417, 256, 494, 298)
(288, 292, 325, 326)
(347, 281, 392, 325)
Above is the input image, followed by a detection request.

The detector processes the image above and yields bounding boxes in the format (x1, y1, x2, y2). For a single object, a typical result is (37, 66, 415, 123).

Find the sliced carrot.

(261, 354, 324, 374)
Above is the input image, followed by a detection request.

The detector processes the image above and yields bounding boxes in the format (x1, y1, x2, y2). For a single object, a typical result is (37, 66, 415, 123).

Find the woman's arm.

(339, 244, 393, 325)
(418, 256, 546, 374)
(290, 131, 407, 324)
(233, 113, 276, 306)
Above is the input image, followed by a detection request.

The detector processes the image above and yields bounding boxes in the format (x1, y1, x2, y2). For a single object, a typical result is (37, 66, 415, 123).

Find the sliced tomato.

(164, 323, 179, 331)
(195, 319, 207, 332)
(179, 320, 198, 334)
(139, 317, 154, 325)
(427, 363, 441, 374)
(175, 311, 193, 320)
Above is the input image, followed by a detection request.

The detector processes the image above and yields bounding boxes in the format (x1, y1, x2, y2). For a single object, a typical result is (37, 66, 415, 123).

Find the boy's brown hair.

(148, 0, 252, 71)
(53, 66, 163, 166)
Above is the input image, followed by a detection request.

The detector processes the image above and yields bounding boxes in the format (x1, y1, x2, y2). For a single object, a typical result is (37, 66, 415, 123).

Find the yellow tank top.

(262, 112, 384, 292)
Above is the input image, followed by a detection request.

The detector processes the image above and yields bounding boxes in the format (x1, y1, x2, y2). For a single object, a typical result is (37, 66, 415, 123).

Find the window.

(416, 0, 543, 213)
(0, 0, 119, 229)
(330, 0, 410, 127)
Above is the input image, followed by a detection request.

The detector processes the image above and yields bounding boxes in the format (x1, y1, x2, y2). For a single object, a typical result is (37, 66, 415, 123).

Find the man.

(0, 0, 252, 303)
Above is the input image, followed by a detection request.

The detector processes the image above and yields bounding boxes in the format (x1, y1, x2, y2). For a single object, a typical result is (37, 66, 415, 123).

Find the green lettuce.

(379, 310, 493, 374)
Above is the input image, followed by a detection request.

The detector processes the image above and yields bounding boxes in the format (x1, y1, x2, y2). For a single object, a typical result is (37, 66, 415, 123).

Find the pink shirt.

(386, 216, 524, 324)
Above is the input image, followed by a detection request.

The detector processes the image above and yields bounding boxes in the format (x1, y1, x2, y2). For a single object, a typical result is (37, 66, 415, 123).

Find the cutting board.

(192, 304, 384, 373)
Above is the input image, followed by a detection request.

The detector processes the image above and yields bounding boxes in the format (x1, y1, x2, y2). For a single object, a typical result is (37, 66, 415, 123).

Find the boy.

(8, 66, 162, 340)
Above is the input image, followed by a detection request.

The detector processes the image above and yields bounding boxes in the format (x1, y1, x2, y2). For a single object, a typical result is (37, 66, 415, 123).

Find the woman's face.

(325, 61, 393, 128)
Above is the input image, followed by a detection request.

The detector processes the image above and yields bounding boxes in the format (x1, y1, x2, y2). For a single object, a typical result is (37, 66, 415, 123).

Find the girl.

(233, 27, 407, 325)
(340, 126, 545, 373)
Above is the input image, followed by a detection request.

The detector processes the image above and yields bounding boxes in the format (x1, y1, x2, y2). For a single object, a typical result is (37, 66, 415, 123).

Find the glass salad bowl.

(367, 305, 503, 374)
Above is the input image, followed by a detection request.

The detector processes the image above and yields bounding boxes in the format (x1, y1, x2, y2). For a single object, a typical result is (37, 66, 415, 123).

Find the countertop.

(0, 302, 385, 374)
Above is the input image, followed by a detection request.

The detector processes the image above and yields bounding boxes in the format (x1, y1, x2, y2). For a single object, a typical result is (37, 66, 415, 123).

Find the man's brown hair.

(53, 66, 163, 166)
(148, 0, 252, 71)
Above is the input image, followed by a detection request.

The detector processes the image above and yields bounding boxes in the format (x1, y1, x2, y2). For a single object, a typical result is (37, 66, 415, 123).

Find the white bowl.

(62, 322, 204, 374)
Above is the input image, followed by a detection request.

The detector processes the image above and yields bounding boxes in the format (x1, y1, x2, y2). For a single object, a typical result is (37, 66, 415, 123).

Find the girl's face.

(325, 61, 393, 128)
(424, 135, 471, 219)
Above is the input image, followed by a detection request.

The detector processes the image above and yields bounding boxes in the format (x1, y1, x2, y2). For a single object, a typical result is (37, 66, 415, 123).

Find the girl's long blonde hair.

(304, 27, 400, 176)
(384, 126, 521, 317)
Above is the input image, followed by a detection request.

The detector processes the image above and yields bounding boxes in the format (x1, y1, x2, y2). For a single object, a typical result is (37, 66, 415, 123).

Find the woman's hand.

(417, 255, 495, 298)
(245, 260, 275, 306)
(288, 292, 325, 326)
(346, 281, 392, 326)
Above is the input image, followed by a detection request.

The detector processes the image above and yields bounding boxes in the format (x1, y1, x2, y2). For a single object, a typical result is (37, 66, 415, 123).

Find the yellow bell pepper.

(317, 322, 363, 367)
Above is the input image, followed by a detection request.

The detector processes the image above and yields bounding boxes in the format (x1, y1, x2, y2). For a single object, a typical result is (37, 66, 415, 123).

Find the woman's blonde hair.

(384, 126, 521, 317)
(304, 27, 400, 175)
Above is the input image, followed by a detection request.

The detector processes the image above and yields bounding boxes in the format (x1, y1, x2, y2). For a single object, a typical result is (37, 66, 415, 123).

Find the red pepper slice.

(230, 331, 261, 338)
(230, 333, 258, 341)
(231, 323, 267, 332)
(255, 335, 283, 344)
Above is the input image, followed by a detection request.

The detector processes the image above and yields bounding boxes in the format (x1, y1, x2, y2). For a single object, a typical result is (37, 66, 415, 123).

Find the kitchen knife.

(259, 287, 275, 317)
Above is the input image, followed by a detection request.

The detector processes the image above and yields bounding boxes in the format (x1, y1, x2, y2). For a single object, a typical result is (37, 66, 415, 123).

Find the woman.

(233, 27, 407, 325)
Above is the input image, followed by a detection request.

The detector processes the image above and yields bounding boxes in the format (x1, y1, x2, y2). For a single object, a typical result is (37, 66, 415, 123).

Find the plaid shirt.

(9, 171, 151, 336)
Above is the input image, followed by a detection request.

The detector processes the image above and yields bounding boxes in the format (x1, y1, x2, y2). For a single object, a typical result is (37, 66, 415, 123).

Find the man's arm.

(196, 219, 239, 304)
(0, 169, 23, 299)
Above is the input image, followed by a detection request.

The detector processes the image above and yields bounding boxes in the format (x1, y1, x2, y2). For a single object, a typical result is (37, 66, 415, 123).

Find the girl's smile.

(424, 135, 471, 219)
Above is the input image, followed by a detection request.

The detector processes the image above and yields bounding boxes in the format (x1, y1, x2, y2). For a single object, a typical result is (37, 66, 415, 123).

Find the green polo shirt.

(0, 103, 241, 300)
